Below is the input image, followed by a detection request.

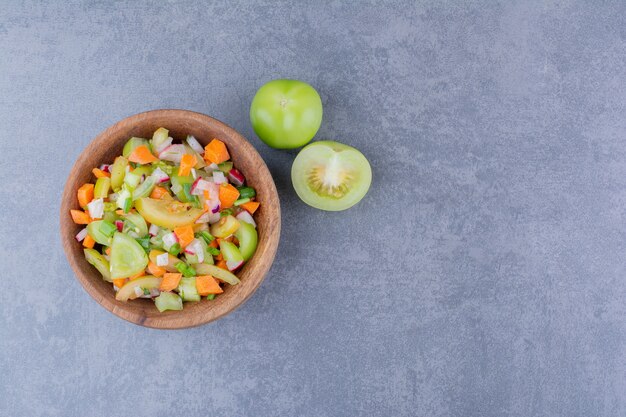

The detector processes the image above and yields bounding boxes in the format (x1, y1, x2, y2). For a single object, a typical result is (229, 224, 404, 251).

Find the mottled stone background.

(1, 1, 625, 416)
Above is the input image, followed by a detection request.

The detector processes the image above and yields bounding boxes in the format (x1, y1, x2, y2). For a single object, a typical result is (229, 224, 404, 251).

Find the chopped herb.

(197, 231, 215, 244)
(168, 242, 181, 256)
(206, 294, 216, 300)
(207, 246, 220, 256)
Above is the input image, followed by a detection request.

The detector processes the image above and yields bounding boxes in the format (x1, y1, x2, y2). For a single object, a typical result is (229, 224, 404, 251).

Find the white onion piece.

(155, 252, 169, 267)
(186, 135, 205, 154)
(185, 239, 205, 263)
(195, 212, 211, 224)
(87, 198, 104, 219)
(75, 228, 88, 242)
(191, 178, 212, 196)
(149, 224, 160, 237)
(155, 136, 173, 154)
(208, 211, 221, 224)
(212, 171, 227, 184)
(149, 288, 161, 298)
(236, 211, 256, 228)
(134, 286, 144, 298)
(162, 232, 178, 250)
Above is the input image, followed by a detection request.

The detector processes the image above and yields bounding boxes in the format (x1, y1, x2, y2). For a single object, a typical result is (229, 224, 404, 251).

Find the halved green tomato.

(135, 197, 203, 229)
(110, 232, 149, 279)
(123, 137, 149, 157)
(116, 275, 161, 301)
(193, 263, 240, 285)
(84, 248, 112, 281)
(291, 141, 372, 211)
(234, 221, 257, 261)
(210, 215, 240, 238)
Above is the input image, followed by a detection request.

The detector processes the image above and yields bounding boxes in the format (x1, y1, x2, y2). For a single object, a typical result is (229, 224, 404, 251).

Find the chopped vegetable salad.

(71, 128, 260, 312)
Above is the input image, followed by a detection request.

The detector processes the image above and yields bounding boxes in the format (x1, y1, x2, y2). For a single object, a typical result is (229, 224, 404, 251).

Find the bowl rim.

(59, 109, 280, 329)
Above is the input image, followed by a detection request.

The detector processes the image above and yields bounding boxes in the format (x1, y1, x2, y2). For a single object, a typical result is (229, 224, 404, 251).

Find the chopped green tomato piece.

(194, 263, 240, 285)
(124, 171, 141, 189)
(197, 230, 215, 245)
(110, 232, 149, 279)
(132, 165, 154, 178)
(174, 261, 196, 278)
(131, 177, 156, 201)
(206, 294, 216, 300)
(110, 156, 129, 191)
(177, 277, 200, 302)
(135, 198, 203, 229)
(150, 160, 174, 176)
(210, 215, 240, 238)
(170, 175, 194, 202)
(122, 212, 148, 237)
(219, 240, 244, 263)
(122, 137, 149, 157)
(94, 177, 111, 199)
(116, 187, 131, 210)
(220, 208, 234, 217)
(234, 221, 258, 261)
(154, 292, 183, 312)
(218, 161, 233, 173)
(168, 242, 181, 256)
(87, 220, 115, 246)
(151, 127, 169, 150)
(148, 250, 181, 272)
(84, 248, 112, 281)
(233, 197, 250, 206)
(102, 210, 119, 224)
(103, 202, 116, 212)
(115, 275, 161, 301)
(237, 186, 256, 199)
(206, 246, 220, 256)
(135, 237, 150, 253)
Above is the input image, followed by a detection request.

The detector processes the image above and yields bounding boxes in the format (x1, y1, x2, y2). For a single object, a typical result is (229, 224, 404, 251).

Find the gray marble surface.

(1, 1, 625, 416)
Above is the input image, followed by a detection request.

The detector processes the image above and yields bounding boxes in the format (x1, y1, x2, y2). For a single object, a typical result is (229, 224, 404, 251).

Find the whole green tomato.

(250, 79, 323, 149)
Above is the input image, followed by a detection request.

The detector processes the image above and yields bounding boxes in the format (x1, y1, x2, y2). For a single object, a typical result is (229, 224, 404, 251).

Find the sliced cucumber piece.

(132, 177, 156, 201)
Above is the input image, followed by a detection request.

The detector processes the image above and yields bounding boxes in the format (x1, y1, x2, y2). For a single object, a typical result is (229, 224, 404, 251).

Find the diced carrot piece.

(105, 247, 111, 255)
(178, 154, 197, 176)
(147, 261, 166, 277)
(174, 225, 194, 248)
(150, 186, 170, 199)
(208, 239, 218, 249)
(218, 183, 240, 208)
(203, 139, 230, 164)
(160, 273, 182, 291)
(216, 260, 228, 270)
(92, 168, 111, 178)
(128, 145, 158, 164)
(129, 271, 146, 280)
(196, 275, 223, 296)
(240, 201, 260, 214)
(113, 278, 127, 289)
(70, 209, 91, 225)
(77, 183, 94, 208)
(82, 235, 95, 249)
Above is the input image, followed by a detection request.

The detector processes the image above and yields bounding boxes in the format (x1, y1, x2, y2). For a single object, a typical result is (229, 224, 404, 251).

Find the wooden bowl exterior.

(60, 110, 280, 329)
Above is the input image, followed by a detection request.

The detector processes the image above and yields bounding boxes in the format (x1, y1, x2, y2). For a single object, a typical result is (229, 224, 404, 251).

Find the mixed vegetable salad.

(70, 128, 260, 312)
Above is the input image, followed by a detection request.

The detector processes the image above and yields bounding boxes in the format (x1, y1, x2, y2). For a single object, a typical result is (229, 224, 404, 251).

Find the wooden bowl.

(60, 110, 281, 329)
